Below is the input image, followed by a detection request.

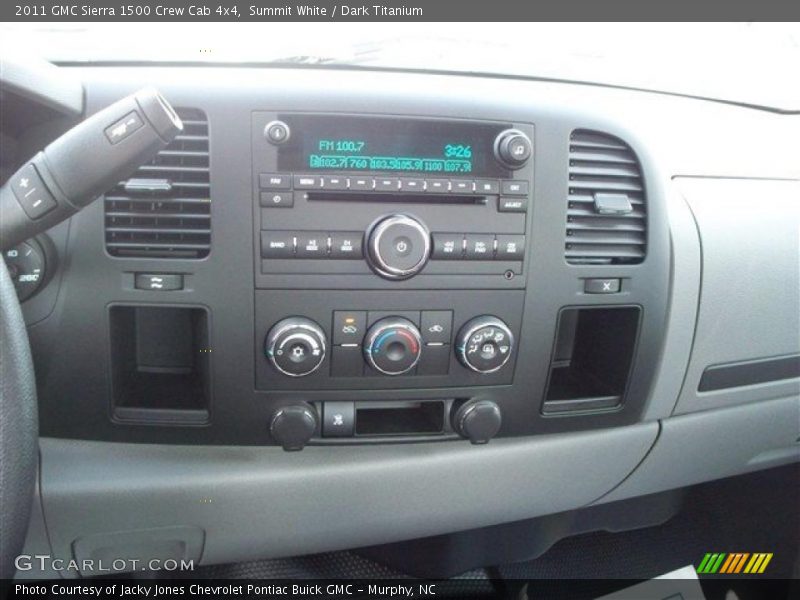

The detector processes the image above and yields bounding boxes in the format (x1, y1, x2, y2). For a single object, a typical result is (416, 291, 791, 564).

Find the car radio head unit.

(275, 114, 515, 178)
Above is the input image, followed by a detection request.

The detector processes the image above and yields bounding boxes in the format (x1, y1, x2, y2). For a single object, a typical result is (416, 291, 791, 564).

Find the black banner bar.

(3, 0, 800, 22)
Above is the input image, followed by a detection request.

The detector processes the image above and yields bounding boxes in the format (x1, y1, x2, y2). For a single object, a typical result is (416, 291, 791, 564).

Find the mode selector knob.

(494, 129, 532, 169)
(456, 316, 515, 374)
(364, 317, 423, 375)
(265, 317, 327, 377)
(366, 214, 431, 280)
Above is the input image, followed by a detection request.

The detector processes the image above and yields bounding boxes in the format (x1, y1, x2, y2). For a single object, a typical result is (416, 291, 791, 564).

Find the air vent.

(566, 130, 646, 264)
(105, 108, 210, 258)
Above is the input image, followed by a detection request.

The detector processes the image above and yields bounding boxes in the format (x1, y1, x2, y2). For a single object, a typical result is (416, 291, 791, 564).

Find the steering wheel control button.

(464, 235, 496, 260)
(260, 192, 294, 208)
(270, 404, 317, 451)
(261, 231, 294, 258)
(330, 232, 364, 259)
(457, 316, 515, 374)
(496, 235, 526, 260)
(495, 129, 533, 169)
(265, 317, 327, 377)
(584, 278, 622, 294)
(265, 120, 291, 144)
(367, 214, 431, 279)
(421, 311, 453, 344)
(333, 311, 367, 345)
(11, 164, 58, 220)
(134, 273, 183, 291)
(323, 402, 355, 437)
(364, 317, 423, 375)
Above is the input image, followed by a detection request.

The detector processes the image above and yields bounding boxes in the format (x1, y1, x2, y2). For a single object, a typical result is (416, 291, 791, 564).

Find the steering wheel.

(0, 255, 38, 579)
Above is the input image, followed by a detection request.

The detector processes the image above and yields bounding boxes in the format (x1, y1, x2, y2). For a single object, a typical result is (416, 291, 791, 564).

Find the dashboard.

(4, 63, 799, 577)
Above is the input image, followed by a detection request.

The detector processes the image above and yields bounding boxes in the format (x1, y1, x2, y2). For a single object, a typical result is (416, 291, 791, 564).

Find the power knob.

(366, 214, 431, 280)
(456, 316, 514, 374)
(494, 129, 532, 169)
(265, 317, 327, 377)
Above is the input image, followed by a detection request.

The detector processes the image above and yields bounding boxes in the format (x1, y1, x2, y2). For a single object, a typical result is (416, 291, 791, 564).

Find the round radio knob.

(366, 214, 431, 280)
(456, 316, 514, 374)
(265, 317, 326, 377)
(494, 129, 532, 169)
(270, 403, 317, 451)
(364, 317, 423, 375)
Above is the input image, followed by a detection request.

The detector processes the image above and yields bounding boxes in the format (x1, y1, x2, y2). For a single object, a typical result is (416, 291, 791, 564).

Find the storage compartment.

(543, 306, 640, 414)
(109, 305, 210, 424)
(355, 400, 446, 436)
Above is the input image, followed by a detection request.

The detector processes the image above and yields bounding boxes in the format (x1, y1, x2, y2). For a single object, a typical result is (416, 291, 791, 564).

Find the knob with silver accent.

(456, 316, 514, 374)
(494, 129, 532, 169)
(364, 317, 423, 375)
(265, 317, 327, 377)
(366, 214, 431, 280)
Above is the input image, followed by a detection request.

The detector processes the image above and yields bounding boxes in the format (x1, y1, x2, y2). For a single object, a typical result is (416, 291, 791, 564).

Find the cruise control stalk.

(0, 88, 182, 250)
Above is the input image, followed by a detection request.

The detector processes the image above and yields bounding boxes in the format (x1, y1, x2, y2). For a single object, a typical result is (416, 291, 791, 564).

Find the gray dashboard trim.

(0, 54, 83, 116)
(38, 423, 657, 570)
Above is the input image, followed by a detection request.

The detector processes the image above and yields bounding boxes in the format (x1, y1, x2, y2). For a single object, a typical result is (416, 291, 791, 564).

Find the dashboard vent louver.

(566, 130, 646, 264)
(105, 108, 210, 258)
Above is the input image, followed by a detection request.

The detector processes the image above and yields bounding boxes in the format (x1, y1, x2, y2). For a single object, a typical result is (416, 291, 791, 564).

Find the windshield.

(2, 22, 799, 111)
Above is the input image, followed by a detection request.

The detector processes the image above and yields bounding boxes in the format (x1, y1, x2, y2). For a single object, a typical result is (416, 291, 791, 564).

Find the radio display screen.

(277, 115, 512, 178)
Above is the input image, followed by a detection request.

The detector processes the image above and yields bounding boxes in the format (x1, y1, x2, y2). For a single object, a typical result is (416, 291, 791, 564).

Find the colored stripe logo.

(697, 552, 773, 574)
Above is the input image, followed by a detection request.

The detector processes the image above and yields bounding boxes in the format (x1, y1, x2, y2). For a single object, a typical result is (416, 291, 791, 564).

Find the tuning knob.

(494, 129, 532, 169)
(265, 317, 327, 377)
(270, 404, 317, 451)
(452, 399, 502, 444)
(366, 214, 431, 280)
(364, 317, 423, 375)
(456, 316, 514, 374)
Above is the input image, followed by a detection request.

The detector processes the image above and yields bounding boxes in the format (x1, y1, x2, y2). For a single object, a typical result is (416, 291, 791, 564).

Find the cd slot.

(305, 191, 488, 205)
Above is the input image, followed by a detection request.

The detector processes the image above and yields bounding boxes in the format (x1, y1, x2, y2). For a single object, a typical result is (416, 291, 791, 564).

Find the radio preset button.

(350, 177, 374, 190)
(501, 180, 529, 196)
(399, 178, 425, 192)
(425, 179, 449, 193)
(295, 232, 327, 258)
(293, 175, 322, 189)
(431, 233, 464, 260)
(259, 173, 291, 189)
(451, 180, 475, 194)
(375, 177, 400, 191)
(498, 197, 528, 213)
(260, 191, 294, 208)
(330, 232, 363, 259)
(322, 176, 348, 190)
(496, 235, 526, 260)
(261, 231, 294, 258)
(464, 234, 496, 260)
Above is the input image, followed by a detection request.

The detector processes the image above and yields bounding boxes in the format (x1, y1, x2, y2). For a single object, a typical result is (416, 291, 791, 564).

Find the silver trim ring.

(457, 317, 514, 374)
(364, 319, 423, 375)
(266, 319, 327, 377)
(368, 214, 431, 280)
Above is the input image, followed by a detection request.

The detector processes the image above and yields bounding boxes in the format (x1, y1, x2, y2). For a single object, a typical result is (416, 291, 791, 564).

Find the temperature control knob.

(265, 317, 327, 377)
(494, 129, 532, 169)
(366, 214, 431, 280)
(364, 317, 422, 375)
(456, 316, 514, 374)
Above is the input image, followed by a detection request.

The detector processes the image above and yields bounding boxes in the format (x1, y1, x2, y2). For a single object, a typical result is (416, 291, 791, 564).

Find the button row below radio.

(259, 172, 515, 195)
(261, 231, 363, 259)
(431, 234, 526, 260)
